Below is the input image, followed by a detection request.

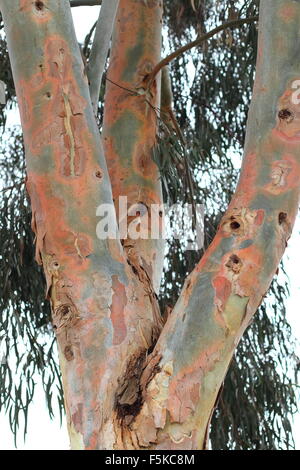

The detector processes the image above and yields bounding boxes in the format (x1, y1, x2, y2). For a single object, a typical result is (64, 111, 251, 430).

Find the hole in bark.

(35, 1, 44, 10)
(64, 345, 74, 361)
(230, 221, 240, 230)
(95, 170, 102, 179)
(53, 303, 79, 331)
(278, 109, 294, 122)
(230, 254, 240, 264)
(279, 212, 288, 225)
(226, 254, 242, 273)
(46, 91, 51, 98)
(115, 352, 146, 425)
(60, 305, 70, 316)
(159, 210, 163, 217)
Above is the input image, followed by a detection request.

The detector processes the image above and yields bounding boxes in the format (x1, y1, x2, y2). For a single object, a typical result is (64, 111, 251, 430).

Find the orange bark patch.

(230, 245, 262, 297)
(26, 175, 92, 265)
(213, 245, 262, 308)
(274, 122, 300, 141)
(278, 4, 297, 23)
(110, 276, 127, 345)
(255, 209, 265, 226)
(17, 36, 93, 180)
(212, 276, 232, 314)
(108, 238, 126, 264)
(25, 173, 94, 309)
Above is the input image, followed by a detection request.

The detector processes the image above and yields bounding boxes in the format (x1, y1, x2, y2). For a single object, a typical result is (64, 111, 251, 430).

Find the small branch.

(87, 0, 119, 113)
(70, 0, 101, 6)
(146, 16, 259, 89)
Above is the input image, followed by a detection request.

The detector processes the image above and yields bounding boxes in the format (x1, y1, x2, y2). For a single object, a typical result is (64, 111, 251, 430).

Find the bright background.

(0, 5, 299, 450)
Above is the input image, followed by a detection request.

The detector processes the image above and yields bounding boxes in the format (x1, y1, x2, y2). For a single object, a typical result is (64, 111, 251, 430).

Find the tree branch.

(87, 0, 119, 113)
(130, 2, 300, 449)
(102, 0, 165, 297)
(0, 0, 158, 450)
(146, 16, 259, 89)
(70, 0, 101, 6)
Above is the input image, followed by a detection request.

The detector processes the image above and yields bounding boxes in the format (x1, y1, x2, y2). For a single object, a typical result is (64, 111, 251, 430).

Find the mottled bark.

(130, 0, 300, 449)
(1, 0, 299, 451)
(0, 0, 162, 450)
(102, 0, 165, 296)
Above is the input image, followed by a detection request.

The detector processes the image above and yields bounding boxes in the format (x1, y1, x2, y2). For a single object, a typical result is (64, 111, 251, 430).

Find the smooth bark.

(131, 0, 300, 449)
(87, 0, 119, 113)
(102, 0, 165, 296)
(0, 0, 162, 449)
(1, 0, 299, 450)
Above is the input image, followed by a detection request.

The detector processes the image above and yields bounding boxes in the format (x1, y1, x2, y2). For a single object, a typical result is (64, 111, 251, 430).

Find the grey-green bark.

(0, 0, 298, 452)
(87, 0, 119, 113)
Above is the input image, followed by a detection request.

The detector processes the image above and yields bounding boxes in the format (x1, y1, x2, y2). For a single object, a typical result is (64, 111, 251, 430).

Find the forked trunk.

(1, 0, 299, 450)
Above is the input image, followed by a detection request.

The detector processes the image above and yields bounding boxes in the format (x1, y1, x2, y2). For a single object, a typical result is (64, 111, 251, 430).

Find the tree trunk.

(102, 0, 165, 295)
(1, 0, 299, 450)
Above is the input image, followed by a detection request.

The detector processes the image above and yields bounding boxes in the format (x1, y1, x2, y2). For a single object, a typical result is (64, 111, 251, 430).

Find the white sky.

(0, 5, 299, 450)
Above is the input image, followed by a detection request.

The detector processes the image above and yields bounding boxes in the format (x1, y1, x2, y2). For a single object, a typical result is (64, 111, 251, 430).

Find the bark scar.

(62, 91, 76, 177)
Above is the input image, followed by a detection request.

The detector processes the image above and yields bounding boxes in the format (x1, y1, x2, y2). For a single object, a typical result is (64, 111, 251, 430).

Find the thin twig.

(106, 76, 138, 97)
(146, 16, 259, 90)
(87, 0, 119, 114)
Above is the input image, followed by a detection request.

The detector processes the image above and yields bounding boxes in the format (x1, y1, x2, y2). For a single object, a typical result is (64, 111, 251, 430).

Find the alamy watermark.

(96, 197, 205, 252)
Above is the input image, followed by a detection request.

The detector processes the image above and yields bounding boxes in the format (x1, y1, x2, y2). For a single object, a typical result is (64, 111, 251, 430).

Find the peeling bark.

(0, 0, 162, 450)
(1, 0, 300, 451)
(129, 0, 300, 449)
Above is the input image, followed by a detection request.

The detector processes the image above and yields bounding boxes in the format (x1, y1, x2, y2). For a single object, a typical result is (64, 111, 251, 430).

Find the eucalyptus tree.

(0, 0, 298, 450)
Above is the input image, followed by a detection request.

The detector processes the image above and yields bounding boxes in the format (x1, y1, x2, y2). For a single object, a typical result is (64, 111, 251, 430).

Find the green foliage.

(0, 0, 299, 450)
